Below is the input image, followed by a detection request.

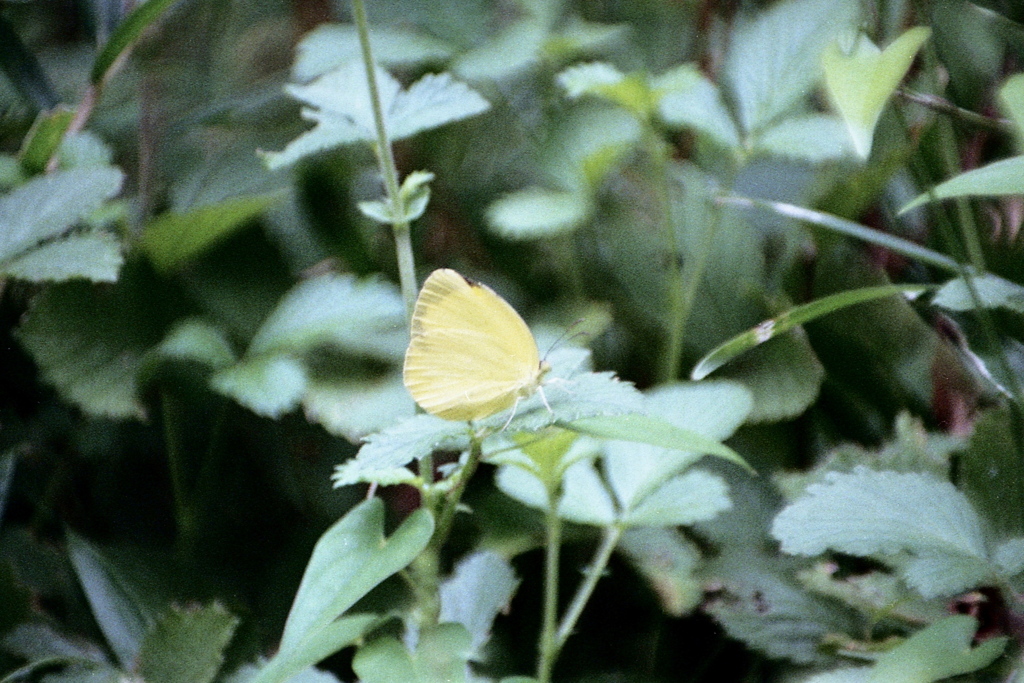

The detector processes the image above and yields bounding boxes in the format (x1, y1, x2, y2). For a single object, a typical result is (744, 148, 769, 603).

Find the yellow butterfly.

(403, 268, 550, 422)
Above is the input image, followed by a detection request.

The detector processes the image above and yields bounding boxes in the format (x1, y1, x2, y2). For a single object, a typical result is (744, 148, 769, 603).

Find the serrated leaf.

(900, 155, 1024, 213)
(292, 24, 456, 81)
(152, 319, 236, 370)
(211, 355, 307, 419)
(258, 499, 433, 683)
(0, 166, 123, 263)
(249, 273, 406, 361)
(66, 531, 155, 669)
(452, 19, 547, 82)
(303, 373, 415, 441)
(617, 527, 703, 616)
(135, 604, 239, 683)
(755, 114, 854, 162)
(353, 624, 471, 683)
(438, 551, 519, 659)
(621, 469, 731, 527)
(654, 64, 740, 148)
(932, 273, 1024, 313)
(822, 27, 931, 158)
(267, 64, 489, 169)
(557, 62, 653, 116)
(1, 232, 123, 283)
(567, 413, 752, 473)
(15, 270, 174, 419)
(486, 188, 590, 240)
(771, 467, 991, 597)
(496, 458, 616, 526)
(869, 615, 1006, 683)
(141, 194, 280, 272)
(723, 0, 859, 134)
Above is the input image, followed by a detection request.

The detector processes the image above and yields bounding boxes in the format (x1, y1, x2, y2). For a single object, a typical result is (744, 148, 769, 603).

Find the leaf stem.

(350, 0, 418, 316)
(536, 485, 563, 683)
(555, 523, 623, 650)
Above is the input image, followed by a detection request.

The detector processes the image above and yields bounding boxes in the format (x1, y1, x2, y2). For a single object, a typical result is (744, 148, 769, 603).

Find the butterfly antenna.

(542, 318, 591, 359)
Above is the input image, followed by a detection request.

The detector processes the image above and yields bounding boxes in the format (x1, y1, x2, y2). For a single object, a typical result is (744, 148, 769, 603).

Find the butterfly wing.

(404, 269, 543, 421)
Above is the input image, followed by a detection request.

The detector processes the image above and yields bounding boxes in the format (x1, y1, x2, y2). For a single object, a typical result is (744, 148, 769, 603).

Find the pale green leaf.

(723, 0, 859, 134)
(822, 27, 931, 158)
(292, 24, 456, 81)
(136, 604, 239, 683)
(439, 551, 519, 659)
(654, 64, 740, 148)
(267, 64, 489, 169)
(869, 616, 1006, 683)
(933, 273, 1024, 313)
(258, 499, 433, 683)
(352, 624, 471, 683)
(900, 155, 1024, 213)
(0, 166, 123, 262)
(141, 194, 280, 272)
(557, 62, 625, 98)
(66, 531, 155, 669)
(452, 19, 547, 82)
(999, 73, 1024, 150)
(0, 232, 122, 283)
(486, 188, 590, 239)
(211, 355, 307, 419)
(332, 415, 469, 488)
(772, 467, 991, 597)
(617, 528, 703, 616)
(249, 273, 406, 361)
(802, 669, 870, 683)
(496, 457, 616, 525)
(755, 114, 854, 162)
(152, 319, 236, 370)
(303, 373, 415, 441)
(994, 538, 1024, 575)
(621, 469, 731, 527)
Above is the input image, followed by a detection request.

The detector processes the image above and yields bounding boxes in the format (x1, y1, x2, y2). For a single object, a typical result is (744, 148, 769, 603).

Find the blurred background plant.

(3, 0, 1024, 681)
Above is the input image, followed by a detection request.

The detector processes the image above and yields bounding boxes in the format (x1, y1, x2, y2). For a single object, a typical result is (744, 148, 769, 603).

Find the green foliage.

(5, 0, 1024, 680)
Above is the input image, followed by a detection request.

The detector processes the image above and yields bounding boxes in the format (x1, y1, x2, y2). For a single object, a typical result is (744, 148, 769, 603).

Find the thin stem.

(897, 89, 1013, 134)
(555, 523, 623, 650)
(653, 131, 685, 383)
(350, 0, 418, 316)
(431, 435, 484, 548)
(536, 486, 563, 683)
(161, 390, 196, 556)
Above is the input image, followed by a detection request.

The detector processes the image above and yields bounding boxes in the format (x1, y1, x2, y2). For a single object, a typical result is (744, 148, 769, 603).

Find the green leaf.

(771, 467, 992, 597)
(136, 604, 239, 683)
(211, 355, 307, 419)
(151, 319, 236, 370)
(723, 196, 961, 273)
(0, 232, 122, 283)
(557, 62, 654, 117)
(486, 188, 590, 240)
(993, 538, 1024, 574)
(438, 551, 519, 658)
(332, 415, 469, 488)
(303, 373, 415, 441)
(352, 624, 472, 683)
(900, 155, 1024, 213)
(452, 17, 547, 82)
(15, 269, 174, 419)
(692, 284, 930, 380)
(248, 273, 406, 360)
(497, 457, 616, 525)
(292, 24, 456, 81)
(255, 499, 433, 683)
(565, 413, 752, 473)
(141, 194, 281, 272)
(932, 272, 1024, 313)
(266, 64, 489, 169)
(620, 469, 731, 527)
(869, 616, 1006, 683)
(654, 64, 740, 148)
(0, 166, 123, 264)
(17, 107, 74, 174)
(357, 170, 434, 225)
(66, 531, 155, 669)
(822, 27, 931, 158)
(90, 0, 180, 84)
(999, 73, 1024, 149)
(754, 114, 854, 162)
(617, 527, 703, 616)
(723, 0, 859, 134)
